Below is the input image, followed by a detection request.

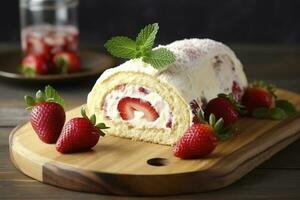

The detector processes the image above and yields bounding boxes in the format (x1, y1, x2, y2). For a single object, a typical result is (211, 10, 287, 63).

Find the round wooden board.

(9, 89, 300, 196)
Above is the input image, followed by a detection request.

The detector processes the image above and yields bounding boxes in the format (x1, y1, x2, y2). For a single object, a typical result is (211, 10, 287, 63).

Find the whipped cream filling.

(103, 84, 173, 129)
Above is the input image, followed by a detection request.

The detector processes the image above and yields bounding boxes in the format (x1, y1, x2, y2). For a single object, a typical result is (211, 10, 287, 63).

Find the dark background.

(1, 0, 300, 45)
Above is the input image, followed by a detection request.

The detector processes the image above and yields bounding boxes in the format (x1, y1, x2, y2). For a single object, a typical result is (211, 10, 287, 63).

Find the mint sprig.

(104, 23, 176, 69)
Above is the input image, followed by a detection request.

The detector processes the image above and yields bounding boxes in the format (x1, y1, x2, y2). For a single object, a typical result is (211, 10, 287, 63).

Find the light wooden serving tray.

(9, 89, 300, 196)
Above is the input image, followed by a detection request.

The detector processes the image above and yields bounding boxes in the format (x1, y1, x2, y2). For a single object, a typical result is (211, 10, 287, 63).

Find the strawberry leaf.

(269, 107, 286, 120)
(90, 114, 96, 125)
(55, 57, 68, 74)
(96, 123, 110, 130)
(252, 107, 269, 119)
(24, 95, 35, 109)
(22, 67, 36, 77)
(209, 113, 216, 126)
(197, 109, 206, 123)
(45, 85, 65, 108)
(275, 100, 297, 116)
(81, 107, 89, 119)
(214, 118, 224, 132)
(216, 126, 232, 141)
(35, 90, 45, 103)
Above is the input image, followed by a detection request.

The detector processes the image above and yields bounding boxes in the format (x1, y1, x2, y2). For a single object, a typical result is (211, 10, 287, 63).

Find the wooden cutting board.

(9, 89, 300, 196)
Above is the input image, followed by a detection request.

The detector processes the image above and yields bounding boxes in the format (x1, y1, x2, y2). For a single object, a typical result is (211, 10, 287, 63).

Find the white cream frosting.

(103, 84, 173, 129)
(87, 38, 248, 145)
(93, 38, 247, 106)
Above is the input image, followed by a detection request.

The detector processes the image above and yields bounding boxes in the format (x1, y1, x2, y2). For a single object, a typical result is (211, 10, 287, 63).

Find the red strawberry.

(21, 54, 49, 76)
(56, 108, 108, 153)
(174, 113, 230, 159)
(242, 81, 275, 114)
(25, 85, 65, 143)
(117, 97, 159, 121)
(53, 51, 80, 73)
(204, 93, 244, 127)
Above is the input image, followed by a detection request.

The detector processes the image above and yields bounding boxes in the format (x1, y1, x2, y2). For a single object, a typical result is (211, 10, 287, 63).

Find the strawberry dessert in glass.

(20, 0, 80, 76)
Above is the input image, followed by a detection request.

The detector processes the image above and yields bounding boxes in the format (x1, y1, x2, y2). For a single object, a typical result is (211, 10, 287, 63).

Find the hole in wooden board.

(147, 158, 169, 166)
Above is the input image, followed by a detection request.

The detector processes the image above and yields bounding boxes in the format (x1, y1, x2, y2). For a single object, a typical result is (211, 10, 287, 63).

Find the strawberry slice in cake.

(87, 39, 247, 145)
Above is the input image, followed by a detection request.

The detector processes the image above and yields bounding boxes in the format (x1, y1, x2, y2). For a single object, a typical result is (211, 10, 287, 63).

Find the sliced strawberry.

(117, 97, 159, 121)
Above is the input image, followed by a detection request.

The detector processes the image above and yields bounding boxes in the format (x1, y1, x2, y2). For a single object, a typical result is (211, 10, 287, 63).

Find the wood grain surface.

(8, 89, 300, 196)
(2, 44, 300, 199)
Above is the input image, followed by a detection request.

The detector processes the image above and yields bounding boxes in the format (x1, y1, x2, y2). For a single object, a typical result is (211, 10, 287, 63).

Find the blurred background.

(1, 0, 300, 45)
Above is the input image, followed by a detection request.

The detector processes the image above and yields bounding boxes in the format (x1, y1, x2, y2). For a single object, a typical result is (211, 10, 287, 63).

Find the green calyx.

(252, 99, 297, 120)
(24, 85, 65, 110)
(218, 93, 247, 115)
(251, 80, 277, 99)
(19, 65, 36, 77)
(104, 23, 176, 70)
(81, 107, 109, 137)
(197, 110, 232, 141)
(55, 57, 69, 74)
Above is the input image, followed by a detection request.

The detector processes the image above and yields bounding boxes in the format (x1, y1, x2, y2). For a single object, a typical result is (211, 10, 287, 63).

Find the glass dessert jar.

(19, 0, 79, 57)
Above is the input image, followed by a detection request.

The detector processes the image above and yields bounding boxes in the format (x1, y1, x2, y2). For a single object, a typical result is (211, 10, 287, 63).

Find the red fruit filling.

(189, 99, 200, 123)
(118, 97, 159, 121)
(232, 81, 243, 101)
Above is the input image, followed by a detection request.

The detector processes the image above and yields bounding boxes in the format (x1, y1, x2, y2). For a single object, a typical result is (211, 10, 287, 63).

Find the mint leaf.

(275, 100, 297, 116)
(142, 48, 176, 69)
(45, 85, 65, 108)
(104, 36, 137, 59)
(269, 107, 286, 120)
(136, 23, 159, 51)
(252, 107, 269, 118)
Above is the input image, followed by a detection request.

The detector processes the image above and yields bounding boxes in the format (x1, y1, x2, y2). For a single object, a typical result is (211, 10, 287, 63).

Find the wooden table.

(1, 44, 300, 199)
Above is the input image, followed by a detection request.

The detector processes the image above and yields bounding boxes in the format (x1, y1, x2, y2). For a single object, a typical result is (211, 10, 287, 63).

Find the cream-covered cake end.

(87, 38, 247, 145)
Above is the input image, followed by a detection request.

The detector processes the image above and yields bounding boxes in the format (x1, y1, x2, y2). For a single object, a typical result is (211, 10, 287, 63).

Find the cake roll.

(87, 38, 248, 145)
